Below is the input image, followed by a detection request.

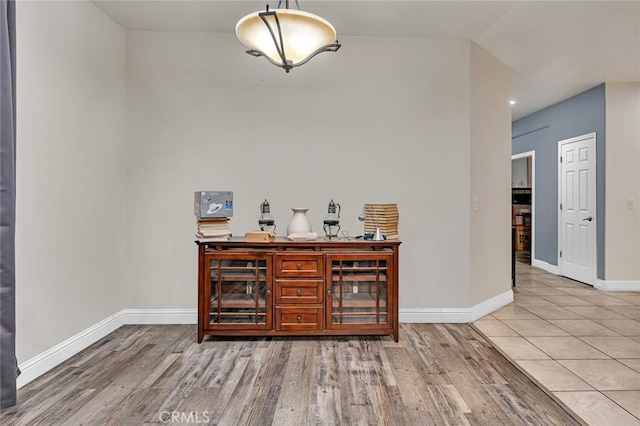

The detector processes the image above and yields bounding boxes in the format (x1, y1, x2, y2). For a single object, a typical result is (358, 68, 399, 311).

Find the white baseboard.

(530, 260, 639, 291)
(595, 279, 640, 291)
(469, 290, 515, 321)
(531, 258, 559, 275)
(119, 308, 197, 324)
(17, 309, 197, 389)
(399, 289, 513, 323)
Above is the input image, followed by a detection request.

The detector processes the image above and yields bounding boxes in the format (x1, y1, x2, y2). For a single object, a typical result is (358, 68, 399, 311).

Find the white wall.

(469, 43, 512, 306)
(16, 1, 128, 362)
(125, 32, 477, 311)
(605, 82, 640, 281)
(511, 157, 528, 187)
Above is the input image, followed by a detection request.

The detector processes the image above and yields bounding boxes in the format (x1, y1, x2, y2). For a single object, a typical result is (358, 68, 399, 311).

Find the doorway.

(512, 151, 535, 265)
(558, 133, 597, 285)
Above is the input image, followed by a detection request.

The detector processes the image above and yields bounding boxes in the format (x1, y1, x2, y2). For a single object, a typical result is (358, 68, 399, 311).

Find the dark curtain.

(0, 0, 17, 409)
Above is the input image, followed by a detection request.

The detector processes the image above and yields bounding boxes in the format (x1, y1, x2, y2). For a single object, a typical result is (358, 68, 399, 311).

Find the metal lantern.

(258, 199, 276, 232)
(323, 199, 341, 239)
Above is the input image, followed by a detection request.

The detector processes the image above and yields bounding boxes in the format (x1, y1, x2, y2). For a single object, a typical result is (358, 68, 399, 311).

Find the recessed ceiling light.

(510, 100, 516, 105)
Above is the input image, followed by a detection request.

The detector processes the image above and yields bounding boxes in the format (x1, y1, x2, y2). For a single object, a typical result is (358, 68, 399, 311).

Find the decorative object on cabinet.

(287, 208, 313, 236)
(323, 199, 341, 239)
(194, 191, 233, 242)
(194, 191, 233, 219)
(196, 238, 401, 342)
(258, 199, 276, 232)
(195, 218, 231, 242)
(245, 231, 276, 242)
(359, 203, 398, 240)
(235, 0, 341, 73)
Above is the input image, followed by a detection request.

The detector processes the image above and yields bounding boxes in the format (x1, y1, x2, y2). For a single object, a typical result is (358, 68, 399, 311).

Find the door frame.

(557, 132, 597, 285)
(512, 150, 535, 261)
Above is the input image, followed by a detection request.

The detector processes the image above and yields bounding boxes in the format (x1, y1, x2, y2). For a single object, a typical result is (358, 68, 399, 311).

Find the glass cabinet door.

(206, 253, 272, 329)
(327, 253, 393, 329)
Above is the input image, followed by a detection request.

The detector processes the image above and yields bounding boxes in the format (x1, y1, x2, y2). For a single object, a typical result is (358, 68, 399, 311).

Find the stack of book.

(196, 218, 231, 242)
(364, 204, 399, 239)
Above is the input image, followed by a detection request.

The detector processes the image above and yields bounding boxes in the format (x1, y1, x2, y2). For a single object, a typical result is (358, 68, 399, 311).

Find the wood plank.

(217, 346, 268, 425)
(271, 342, 316, 424)
(243, 339, 291, 425)
(59, 385, 131, 426)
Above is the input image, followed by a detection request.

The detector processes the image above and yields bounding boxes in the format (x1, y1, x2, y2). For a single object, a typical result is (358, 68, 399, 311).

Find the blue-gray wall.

(512, 84, 605, 279)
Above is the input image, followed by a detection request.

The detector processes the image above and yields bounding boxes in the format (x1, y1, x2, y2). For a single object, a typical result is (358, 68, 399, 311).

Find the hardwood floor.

(1, 324, 580, 425)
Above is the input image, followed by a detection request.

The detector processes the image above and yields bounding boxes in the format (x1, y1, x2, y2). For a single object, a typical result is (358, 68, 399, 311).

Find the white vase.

(287, 208, 312, 235)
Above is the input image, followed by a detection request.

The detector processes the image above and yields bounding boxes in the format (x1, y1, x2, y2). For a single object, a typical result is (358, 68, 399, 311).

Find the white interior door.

(558, 133, 596, 285)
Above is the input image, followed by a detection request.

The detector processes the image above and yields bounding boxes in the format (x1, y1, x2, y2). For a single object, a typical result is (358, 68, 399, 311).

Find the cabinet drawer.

(276, 280, 323, 304)
(276, 308, 323, 331)
(275, 253, 324, 278)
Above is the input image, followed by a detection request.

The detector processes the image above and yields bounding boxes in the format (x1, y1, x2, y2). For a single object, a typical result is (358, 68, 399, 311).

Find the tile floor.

(473, 260, 640, 425)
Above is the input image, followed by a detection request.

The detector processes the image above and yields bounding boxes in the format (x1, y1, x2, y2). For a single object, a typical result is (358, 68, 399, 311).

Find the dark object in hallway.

(512, 226, 516, 287)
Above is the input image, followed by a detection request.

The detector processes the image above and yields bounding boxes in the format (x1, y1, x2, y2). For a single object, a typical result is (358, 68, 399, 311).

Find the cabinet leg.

(394, 328, 399, 342)
(198, 328, 203, 343)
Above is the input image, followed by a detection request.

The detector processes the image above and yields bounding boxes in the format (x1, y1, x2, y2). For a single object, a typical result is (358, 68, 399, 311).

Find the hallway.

(474, 261, 640, 425)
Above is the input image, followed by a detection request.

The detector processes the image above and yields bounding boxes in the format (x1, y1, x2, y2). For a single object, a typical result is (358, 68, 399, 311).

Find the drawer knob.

(296, 263, 302, 270)
(327, 290, 332, 295)
(296, 316, 302, 322)
(296, 289, 302, 296)
(265, 289, 271, 295)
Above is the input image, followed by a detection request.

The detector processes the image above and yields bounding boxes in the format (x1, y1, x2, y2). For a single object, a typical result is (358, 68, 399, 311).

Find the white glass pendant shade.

(236, 9, 339, 71)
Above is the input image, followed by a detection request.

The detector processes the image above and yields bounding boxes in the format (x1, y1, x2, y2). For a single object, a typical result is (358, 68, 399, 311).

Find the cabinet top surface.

(196, 237, 401, 250)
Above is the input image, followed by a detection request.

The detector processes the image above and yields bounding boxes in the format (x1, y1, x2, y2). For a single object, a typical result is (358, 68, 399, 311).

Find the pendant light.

(236, 0, 341, 73)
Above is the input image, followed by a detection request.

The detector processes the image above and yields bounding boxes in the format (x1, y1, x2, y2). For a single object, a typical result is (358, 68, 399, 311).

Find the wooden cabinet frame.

(197, 239, 400, 342)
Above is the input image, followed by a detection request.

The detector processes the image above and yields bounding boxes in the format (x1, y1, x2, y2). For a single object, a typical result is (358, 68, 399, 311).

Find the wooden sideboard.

(196, 238, 401, 342)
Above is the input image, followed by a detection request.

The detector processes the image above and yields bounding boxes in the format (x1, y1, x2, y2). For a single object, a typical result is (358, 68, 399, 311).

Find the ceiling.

(93, 0, 640, 120)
